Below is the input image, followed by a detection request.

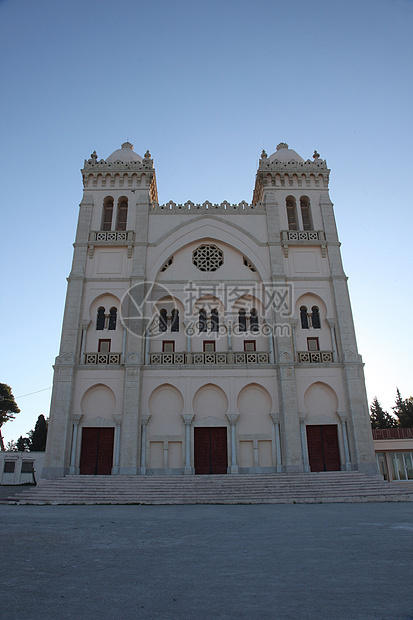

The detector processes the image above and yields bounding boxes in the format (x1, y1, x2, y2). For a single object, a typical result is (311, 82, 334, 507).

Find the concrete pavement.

(1, 503, 412, 619)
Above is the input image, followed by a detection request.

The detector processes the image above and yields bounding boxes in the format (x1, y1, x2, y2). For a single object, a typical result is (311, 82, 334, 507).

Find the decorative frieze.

(152, 200, 263, 213)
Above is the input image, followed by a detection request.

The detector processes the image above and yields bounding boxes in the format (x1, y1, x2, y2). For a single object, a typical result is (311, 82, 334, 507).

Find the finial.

(276, 142, 288, 151)
(313, 150, 320, 160)
(91, 150, 97, 160)
(144, 150, 151, 159)
(121, 141, 133, 150)
(261, 149, 268, 159)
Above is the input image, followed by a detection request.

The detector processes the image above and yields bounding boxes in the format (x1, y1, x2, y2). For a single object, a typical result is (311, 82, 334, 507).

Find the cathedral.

(42, 141, 377, 479)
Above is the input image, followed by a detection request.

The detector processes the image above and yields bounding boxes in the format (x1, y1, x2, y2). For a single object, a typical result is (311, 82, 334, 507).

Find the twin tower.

(43, 141, 377, 479)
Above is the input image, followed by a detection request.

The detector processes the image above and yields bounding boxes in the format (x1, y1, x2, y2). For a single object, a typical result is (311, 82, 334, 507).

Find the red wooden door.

(80, 427, 114, 475)
(306, 425, 340, 472)
(194, 427, 228, 475)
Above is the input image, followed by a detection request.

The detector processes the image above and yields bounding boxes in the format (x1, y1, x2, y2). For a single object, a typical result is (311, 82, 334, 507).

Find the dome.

(106, 142, 142, 163)
(268, 142, 304, 163)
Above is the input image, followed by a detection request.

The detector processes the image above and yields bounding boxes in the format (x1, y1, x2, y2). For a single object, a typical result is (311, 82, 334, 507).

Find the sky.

(1, 0, 412, 444)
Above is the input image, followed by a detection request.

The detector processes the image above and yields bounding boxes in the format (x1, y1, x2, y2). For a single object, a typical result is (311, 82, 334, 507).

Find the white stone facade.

(43, 142, 377, 479)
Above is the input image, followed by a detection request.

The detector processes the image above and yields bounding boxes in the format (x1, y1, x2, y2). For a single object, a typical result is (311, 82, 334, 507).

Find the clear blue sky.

(1, 0, 412, 444)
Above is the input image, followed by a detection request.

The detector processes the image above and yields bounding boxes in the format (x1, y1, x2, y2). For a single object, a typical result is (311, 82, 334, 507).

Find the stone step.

(7, 472, 413, 505)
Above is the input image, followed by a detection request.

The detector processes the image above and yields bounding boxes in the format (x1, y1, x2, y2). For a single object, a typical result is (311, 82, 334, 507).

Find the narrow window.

(116, 200, 128, 231)
(203, 341, 215, 352)
(300, 306, 309, 329)
(300, 197, 313, 230)
(238, 309, 247, 332)
(198, 309, 207, 333)
(98, 339, 111, 353)
(102, 199, 113, 231)
(163, 341, 174, 353)
(307, 337, 319, 351)
(250, 308, 259, 333)
(108, 307, 117, 330)
(211, 308, 219, 332)
(96, 307, 105, 330)
(311, 306, 321, 329)
(171, 309, 179, 332)
(286, 197, 298, 230)
(244, 340, 256, 352)
(159, 309, 168, 332)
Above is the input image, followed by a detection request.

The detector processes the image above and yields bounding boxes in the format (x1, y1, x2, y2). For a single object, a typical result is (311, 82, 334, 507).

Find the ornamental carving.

(192, 244, 223, 272)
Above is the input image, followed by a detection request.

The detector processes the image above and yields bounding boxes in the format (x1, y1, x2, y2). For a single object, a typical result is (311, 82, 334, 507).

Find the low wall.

(0, 452, 45, 485)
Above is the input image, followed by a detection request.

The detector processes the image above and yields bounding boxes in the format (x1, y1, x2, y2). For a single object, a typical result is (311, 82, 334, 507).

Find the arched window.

(300, 197, 313, 230)
(238, 309, 247, 332)
(286, 197, 298, 231)
(108, 307, 117, 331)
(300, 306, 309, 329)
(198, 309, 207, 333)
(102, 199, 114, 231)
(96, 307, 105, 330)
(311, 306, 321, 329)
(171, 309, 179, 332)
(116, 199, 128, 231)
(211, 308, 219, 332)
(159, 308, 167, 332)
(250, 308, 259, 333)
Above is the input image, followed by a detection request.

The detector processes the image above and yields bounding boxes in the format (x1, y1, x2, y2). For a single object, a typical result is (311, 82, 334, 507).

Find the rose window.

(192, 244, 223, 272)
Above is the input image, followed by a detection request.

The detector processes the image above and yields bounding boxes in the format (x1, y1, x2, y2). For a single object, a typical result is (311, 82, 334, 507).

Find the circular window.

(192, 244, 223, 272)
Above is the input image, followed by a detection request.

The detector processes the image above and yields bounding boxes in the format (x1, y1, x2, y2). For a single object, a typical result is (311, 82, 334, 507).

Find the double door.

(306, 424, 340, 472)
(79, 427, 114, 475)
(194, 427, 228, 475)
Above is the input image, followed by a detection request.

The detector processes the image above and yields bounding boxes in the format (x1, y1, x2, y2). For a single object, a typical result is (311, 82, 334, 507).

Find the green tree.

(370, 397, 398, 429)
(28, 415, 48, 451)
(0, 383, 20, 451)
(16, 435, 30, 452)
(392, 389, 413, 428)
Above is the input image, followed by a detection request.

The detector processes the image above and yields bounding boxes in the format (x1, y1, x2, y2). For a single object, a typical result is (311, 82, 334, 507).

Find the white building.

(43, 142, 377, 479)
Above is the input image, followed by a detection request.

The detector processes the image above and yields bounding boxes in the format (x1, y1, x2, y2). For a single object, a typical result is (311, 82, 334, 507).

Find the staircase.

(5, 471, 413, 505)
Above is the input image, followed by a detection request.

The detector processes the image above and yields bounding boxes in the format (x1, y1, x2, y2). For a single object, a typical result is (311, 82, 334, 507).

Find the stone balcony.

(149, 351, 271, 365)
(297, 351, 333, 363)
(88, 230, 135, 258)
(85, 353, 122, 365)
(281, 230, 327, 257)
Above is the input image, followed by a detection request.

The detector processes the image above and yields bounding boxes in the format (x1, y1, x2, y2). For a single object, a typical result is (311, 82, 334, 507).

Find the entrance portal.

(79, 427, 114, 475)
(194, 427, 228, 474)
(306, 424, 340, 472)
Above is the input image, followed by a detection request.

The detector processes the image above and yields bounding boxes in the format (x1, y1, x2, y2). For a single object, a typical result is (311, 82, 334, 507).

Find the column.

(181, 414, 194, 474)
(263, 320, 275, 363)
(299, 416, 310, 472)
(113, 415, 122, 475)
(338, 413, 352, 471)
(144, 327, 150, 365)
(184, 322, 193, 364)
(326, 318, 338, 362)
(122, 326, 127, 364)
(270, 413, 283, 472)
(226, 414, 239, 473)
(290, 319, 298, 361)
(227, 320, 233, 351)
(69, 415, 82, 475)
(80, 322, 91, 363)
(140, 415, 150, 475)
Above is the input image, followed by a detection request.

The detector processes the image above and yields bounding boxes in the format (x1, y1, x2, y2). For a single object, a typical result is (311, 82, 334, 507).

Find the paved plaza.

(1, 502, 412, 619)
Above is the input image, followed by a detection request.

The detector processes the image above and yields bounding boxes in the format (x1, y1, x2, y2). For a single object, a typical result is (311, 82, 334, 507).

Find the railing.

(285, 230, 324, 241)
(372, 428, 413, 440)
(85, 353, 122, 365)
(90, 231, 135, 242)
(297, 351, 333, 363)
(149, 352, 271, 365)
